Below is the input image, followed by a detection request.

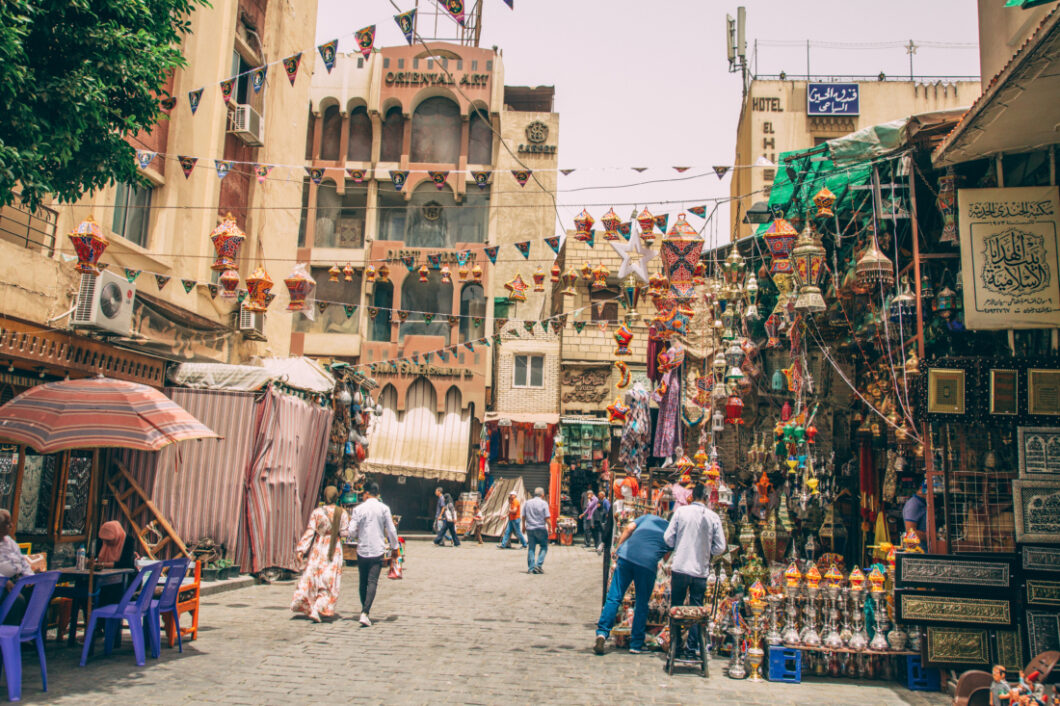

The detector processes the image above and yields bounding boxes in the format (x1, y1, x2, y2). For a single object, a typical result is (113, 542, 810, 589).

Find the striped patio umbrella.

(0, 377, 220, 453)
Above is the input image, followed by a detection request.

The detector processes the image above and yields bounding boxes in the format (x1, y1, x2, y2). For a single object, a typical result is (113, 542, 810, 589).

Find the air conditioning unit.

(238, 303, 266, 341)
(228, 104, 264, 146)
(71, 269, 135, 336)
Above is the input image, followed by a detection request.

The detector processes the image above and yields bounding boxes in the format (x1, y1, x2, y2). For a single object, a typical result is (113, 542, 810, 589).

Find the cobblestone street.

(29, 541, 947, 705)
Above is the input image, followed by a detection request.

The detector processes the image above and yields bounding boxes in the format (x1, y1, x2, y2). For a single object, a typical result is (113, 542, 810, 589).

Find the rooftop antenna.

(727, 7, 748, 96)
(414, 0, 484, 47)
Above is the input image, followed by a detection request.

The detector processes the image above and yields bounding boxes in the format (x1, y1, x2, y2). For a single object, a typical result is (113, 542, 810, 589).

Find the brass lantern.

(854, 228, 895, 290)
(790, 222, 827, 313)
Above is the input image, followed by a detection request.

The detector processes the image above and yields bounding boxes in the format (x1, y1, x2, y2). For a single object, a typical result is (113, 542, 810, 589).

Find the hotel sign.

(807, 83, 860, 116)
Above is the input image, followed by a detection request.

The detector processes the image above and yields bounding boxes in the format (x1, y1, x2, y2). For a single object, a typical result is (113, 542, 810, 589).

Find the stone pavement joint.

(26, 542, 947, 705)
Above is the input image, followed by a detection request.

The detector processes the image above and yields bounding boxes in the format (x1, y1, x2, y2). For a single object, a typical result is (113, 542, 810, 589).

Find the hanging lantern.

(648, 272, 669, 296)
(854, 230, 895, 290)
(904, 349, 920, 377)
(613, 323, 633, 356)
(561, 267, 578, 296)
(806, 425, 818, 444)
(209, 213, 246, 272)
(781, 400, 792, 421)
(745, 274, 760, 320)
(889, 276, 917, 324)
(712, 351, 728, 379)
(693, 444, 709, 469)
(813, 187, 836, 219)
(790, 222, 828, 312)
(934, 285, 957, 319)
(343, 263, 354, 282)
(725, 394, 744, 425)
(711, 408, 725, 432)
(219, 269, 240, 298)
(417, 264, 429, 283)
(636, 207, 655, 243)
(378, 264, 391, 282)
(661, 214, 703, 302)
(532, 267, 546, 292)
(771, 368, 786, 392)
(591, 264, 609, 291)
(365, 265, 377, 283)
(284, 263, 314, 311)
(762, 217, 799, 275)
(937, 169, 958, 245)
(471, 264, 483, 283)
(68, 216, 109, 275)
(573, 209, 594, 241)
(244, 266, 273, 312)
(601, 207, 621, 233)
(580, 262, 594, 283)
(440, 265, 452, 284)
(606, 398, 630, 424)
(622, 275, 642, 313)
(550, 262, 561, 283)
(328, 265, 341, 282)
(919, 270, 934, 300)
(722, 248, 747, 291)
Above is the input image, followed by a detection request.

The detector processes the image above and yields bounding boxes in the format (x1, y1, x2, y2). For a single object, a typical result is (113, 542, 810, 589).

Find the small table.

(54, 568, 135, 646)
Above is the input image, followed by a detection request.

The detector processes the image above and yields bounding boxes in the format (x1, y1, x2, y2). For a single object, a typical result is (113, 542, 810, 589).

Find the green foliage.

(0, 0, 209, 211)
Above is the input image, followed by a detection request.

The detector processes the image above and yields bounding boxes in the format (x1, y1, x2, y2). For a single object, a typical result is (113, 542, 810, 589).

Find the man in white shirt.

(0, 509, 32, 626)
(664, 483, 726, 658)
(347, 483, 400, 627)
(522, 487, 551, 574)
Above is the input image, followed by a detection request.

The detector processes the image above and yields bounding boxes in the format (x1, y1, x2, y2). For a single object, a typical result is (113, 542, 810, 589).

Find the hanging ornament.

(762, 217, 799, 274)
(591, 264, 610, 291)
(440, 265, 452, 284)
(725, 394, 744, 425)
(471, 171, 491, 188)
(317, 39, 338, 73)
(606, 398, 630, 424)
(654, 214, 669, 234)
(343, 263, 354, 282)
(284, 264, 315, 312)
(505, 274, 529, 301)
(601, 207, 621, 239)
(544, 235, 561, 254)
(328, 265, 341, 283)
(364, 265, 377, 284)
(209, 213, 246, 272)
(67, 216, 109, 275)
(428, 171, 449, 190)
(573, 210, 594, 242)
(219, 269, 240, 297)
(155, 274, 171, 291)
(889, 276, 917, 324)
(393, 8, 416, 45)
(511, 170, 531, 187)
(660, 213, 703, 301)
(400, 255, 415, 272)
(813, 187, 836, 218)
(615, 360, 631, 388)
(514, 241, 531, 259)
(244, 266, 273, 312)
(180, 279, 196, 294)
(417, 264, 429, 283)
(355, 25, 376, 59)
(613, 323, 633, 356)
(937, 168, 958, 244)
(532, 267, 546, 292)
(124, 268, 141, 283)
(561, 267, 578, 296)
(854, 227, 895, 290)
(636, 207, 656, 244)
(178, 156, 197, 178)
(282, 53, 302, 85)
(471, 264, 483, 283)
(187, 89, 203, 114)
(549, 262, 561, 283)
(483, 246, 499, 264)
(390, 170, 409, 191)
(790, 222, 827, 312)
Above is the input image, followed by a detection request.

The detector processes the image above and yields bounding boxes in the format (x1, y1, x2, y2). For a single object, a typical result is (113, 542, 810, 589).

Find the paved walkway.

(28, 541, 947, 704)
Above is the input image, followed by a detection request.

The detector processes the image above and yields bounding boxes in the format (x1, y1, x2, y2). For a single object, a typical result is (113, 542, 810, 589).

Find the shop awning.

(168, 357, 335, 394)
(934, 5, 1060, 166)
(484, 411, 559, 425)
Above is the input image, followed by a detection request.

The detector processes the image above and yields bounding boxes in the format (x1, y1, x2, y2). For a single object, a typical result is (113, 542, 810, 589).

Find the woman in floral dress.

(291, 486, 350, 622)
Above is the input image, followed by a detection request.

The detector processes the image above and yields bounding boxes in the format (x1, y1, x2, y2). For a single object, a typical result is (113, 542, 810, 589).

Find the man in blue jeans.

(522, 487, 551, 573)
(594, 512, 670, 655)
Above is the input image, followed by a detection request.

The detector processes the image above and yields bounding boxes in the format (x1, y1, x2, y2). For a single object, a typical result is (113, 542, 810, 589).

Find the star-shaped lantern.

(505, 274, 529, 302)
(606, 398, 630, 424)
(609, 226, 657, 284)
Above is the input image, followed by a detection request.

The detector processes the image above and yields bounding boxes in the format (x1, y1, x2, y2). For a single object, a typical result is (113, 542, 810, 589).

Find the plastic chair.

(146, 558, 189, 658)
(79, 563, 162, 667)
(0, 571, 61, 701)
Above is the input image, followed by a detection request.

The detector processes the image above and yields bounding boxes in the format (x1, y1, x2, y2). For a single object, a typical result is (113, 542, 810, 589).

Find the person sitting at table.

(93, 521, 139, 607)
(0, 509, 33, 625)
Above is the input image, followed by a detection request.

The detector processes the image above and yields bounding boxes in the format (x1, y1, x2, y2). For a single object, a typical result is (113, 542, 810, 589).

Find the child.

(468, 501, 484, 544)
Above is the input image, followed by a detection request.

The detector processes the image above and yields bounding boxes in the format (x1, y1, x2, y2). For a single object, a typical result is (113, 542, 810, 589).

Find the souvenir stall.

(482, 416, 557, 495)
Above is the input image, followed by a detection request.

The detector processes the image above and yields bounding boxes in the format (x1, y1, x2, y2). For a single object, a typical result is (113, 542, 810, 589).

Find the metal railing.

(752, 74, 980, 83)
(0, 195, 58, 256)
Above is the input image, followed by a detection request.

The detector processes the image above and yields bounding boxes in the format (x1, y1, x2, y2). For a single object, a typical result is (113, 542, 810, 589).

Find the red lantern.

(806, 424, 818, 443)
(573, 209, 594, 241)
(68, 216, 109, 275)
(244, 266, 273, 312)
(532, 267, 546, 292)
(219, 269, 240, 298)
(284, 265, 313, 311)
(762, 218, 798, 275)
(591, 264, 610, 291)
(209, 213, 245, 272)
(725, 394, 744, 425)
(781, 400, 792, 422)
(550, 262, 561, 283)
(637, 207, 655, 243)
(417, 264, 429, 283)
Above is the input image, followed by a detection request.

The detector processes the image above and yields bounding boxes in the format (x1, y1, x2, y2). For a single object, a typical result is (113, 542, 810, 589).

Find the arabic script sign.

(959, 187, 1060, 329)
(807, 83, 859, 116)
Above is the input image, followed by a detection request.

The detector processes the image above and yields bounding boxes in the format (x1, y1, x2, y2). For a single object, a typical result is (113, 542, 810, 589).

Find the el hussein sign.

(958, 186, 1060, 329)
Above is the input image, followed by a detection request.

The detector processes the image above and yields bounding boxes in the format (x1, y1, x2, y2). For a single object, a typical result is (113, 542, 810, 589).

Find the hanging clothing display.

(652, 368, 682, 459)
(618, 384, 651, 475)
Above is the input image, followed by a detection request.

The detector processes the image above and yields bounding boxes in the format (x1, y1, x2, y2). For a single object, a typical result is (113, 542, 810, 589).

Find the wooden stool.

(666, 605, 710, 677)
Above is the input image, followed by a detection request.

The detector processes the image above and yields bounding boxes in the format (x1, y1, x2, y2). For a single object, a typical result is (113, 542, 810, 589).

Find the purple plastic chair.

(79, 562, 162, 668)
(146, 558, 189, 658)
(0, 571, 61, 701)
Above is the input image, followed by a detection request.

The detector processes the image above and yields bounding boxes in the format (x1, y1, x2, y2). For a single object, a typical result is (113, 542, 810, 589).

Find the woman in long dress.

(291, 486, 349, 622)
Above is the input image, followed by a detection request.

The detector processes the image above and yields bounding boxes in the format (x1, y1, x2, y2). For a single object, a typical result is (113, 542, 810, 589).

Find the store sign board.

(806, 83, 859, 116)
(958, 186, 1060, 329)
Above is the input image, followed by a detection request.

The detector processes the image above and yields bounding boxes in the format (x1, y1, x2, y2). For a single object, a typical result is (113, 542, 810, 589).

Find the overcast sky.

(316, 0, 981, 244)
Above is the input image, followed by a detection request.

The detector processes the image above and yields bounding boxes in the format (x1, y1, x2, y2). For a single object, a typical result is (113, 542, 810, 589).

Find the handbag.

(387, 560, 403, 580)
(434, 518, 444, 533)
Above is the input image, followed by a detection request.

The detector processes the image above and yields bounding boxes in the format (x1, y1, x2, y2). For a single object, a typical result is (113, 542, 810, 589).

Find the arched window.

(404, 378, 438, 469)
(468, 110, 492, 165)
(314, 180, 340, 247)
(347, 106, 372, 161)
(380, 106, 404, 162)
(459, 283, 486, 343)
(399, 270, 452, 342)
(410, 97, 460, 164)
(319, 105, 342, 161)
(371, 280, 393, 342)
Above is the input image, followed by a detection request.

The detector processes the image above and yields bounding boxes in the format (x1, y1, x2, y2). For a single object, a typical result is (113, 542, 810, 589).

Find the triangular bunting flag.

(654, 214, 669, 233)
(428, 171, 449, 190)
(481, 337, 491, 348)
(207, 284, 219, 299)
(712, 165, 729, 179)
(445, 0, 466, 25)
(347, 169, 366, 183)
(355, 25, 376, 59)
(394, 9, 416, 45)
(593, 302, 603, 316)
(306, 167, 324, 185)
(98, 263, 110, 272)
(423, 312, 435, 325)
(483, 246, 499, 264)
(673, 166, 691, 173)
(689, 205, 707, 218)
(283, 53, 302, 85)
(503, 0, 513, 7)
(390, 170, 409, 191)
(632, 167, 648, 173)
(424, 353, 433, 363)
(492, 334, 501, 344)
(617, 222, 632, 239)
(438, 350, 448, 362)
(471, 171, 491, 188)
(215, 160, 234, 179)
(135, 151, 155, 169)
(550, 319, 562, 333)
(343, 305, 356, 318)
(544, 236, 561, 254)
(124, 268, 141, 283)
(559, 168, 576, 176)
(447, 315, 459, 327)
(188, 88, 203, 114)
(598, 321, 609, 332)
(464, 341, 475, 352)
(472, 317, 483, 328)
(160, 96, 177, 111)
(514, 241, 531, 259)
(254, 164, 272, 183)
(367, 306, 379, 320)
(511, 170, 531, 187)
(318, 39, 338, 73)
(427, 253, 441, 269)
(317, 301, 329, 314)
(252, 66, 267, 93)
(178, 156, 197, 178)
(509, 328, 520, 337)
(181, 279, 196, 293)
(219, 78, 235, 103)
(494, 317, 508, 332)
(573, 320, 586, 333)
(523, 321, 535, 333)
(155, 274, 171, 291)
(236, 289, 248, 304)
(410, 353, 419, 364)
(400, 255, 415, 272)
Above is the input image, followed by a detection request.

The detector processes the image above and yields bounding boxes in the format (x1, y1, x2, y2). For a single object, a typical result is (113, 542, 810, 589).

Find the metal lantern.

(813, 187, 836, 219)
(712, 408, 725, 432)
(762, 217, 799, 275)
(889, 277, 916, 324)
(722, 248, 747, 291)
(622, 275, 642, 314)
(790, 222, 828, 312)
(854, 230, 895, 290)
(209, 213, 246, 272)
(561, 267, 578, 296)
(573, 209, 595, 241)
(219, 269, 240, 298)
(712, 351, 728, 379)
(745, 274, 760, 320)
(725, 340, 744, 368)
(532, 267, 546, 292)
(244, 266, 273, 312)
(284, 264, 314, 311)
(934, 285, 957, 319)
(68, 216, 109, 275)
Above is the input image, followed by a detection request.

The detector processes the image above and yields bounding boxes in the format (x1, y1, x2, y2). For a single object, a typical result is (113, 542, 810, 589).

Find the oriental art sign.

(924, 627, 989, 666)
(958, 186, 1060, 330)
(806, 83, 860, 116)
(384, 71, 490, 88)
(895, 554, 1012, 590)
(1013, 478, 1060, 543)
(561, 367, 610, 409)
(895, 593, 1013, 627)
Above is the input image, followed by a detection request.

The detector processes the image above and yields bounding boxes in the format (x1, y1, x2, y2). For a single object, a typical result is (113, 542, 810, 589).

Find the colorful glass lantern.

(693, 444, 709, 469)
(580, 262, 594, 283)
(417, 264, 430, 283)
(550, 262, 561, 283)
(613, 323, 633, 356)
(622, 275, 642, 313)
(749, 580, 766, 602)
(219, 269, 240, 298)
(561, 267, 578, 296)
(636, 207, 655, 242)
(328, 265, 341, 282)
(284, 264, 314, 311)
(378, 264, 391, 282)
(725, 394, 744, 424)
(660, 214, 703, 300)
(867, 566, 885, 592)
(848, 566, 865, 591)
(440, 265, 452, 284)
(209, 213, 246, 272)
(343, 263, 354, 282)
(244, 266, 273, 312)
(813, 187, 836, 219)
(471, 264, 483, 283)
(790, 222, 827, 312)
(762, 218, 798, 275)
(784, 563, 802, 588)
(68, 216, 109, 275)
(573, 209, 594, 241)
(934, 285, 957, 319)
(591, 264, 610, 291)
(532, 267, 546, 292)
(365, 265, 377, 283)
(806, 425, 818, 443)
(854, 231, 895, 290)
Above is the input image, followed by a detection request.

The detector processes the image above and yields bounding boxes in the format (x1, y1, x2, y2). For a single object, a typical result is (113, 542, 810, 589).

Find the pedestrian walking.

(348, 482, 400, 627)
(433, 493, 461, 547)
(523, 487, 551, 574)
(433, 486, 445, 534)
(291, 486, 350, 623)
(593, 512, 670, 655)
(664, 483, 726, 658)
(498, 490, 527, 549)
(580, 491, 598, 548)
(593, 490, 611, 552)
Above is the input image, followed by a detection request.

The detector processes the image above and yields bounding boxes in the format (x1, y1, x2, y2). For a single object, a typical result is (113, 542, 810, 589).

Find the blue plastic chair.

(79, 563, 162, 667)
(146, 558, 189, 658)
(0, 571, 61, 701)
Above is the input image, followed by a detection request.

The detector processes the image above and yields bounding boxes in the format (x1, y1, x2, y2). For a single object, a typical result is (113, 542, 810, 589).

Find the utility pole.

(906, 39, 918, 80)
(727, 7, 748, 96)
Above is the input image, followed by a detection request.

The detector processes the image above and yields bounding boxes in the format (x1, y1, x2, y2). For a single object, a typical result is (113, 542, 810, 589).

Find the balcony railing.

(0, 195, 58, 256)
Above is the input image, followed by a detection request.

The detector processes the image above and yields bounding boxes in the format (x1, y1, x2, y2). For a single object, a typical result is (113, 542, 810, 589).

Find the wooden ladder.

(106, 459, 190, 559)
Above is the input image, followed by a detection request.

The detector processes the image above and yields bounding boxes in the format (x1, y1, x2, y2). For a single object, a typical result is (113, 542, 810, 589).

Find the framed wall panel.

(895, 553, 1015, 591)
(1022, 545, 1060, 574)
(924, 627, 990, 668)
(895, 592, 1014, 628)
